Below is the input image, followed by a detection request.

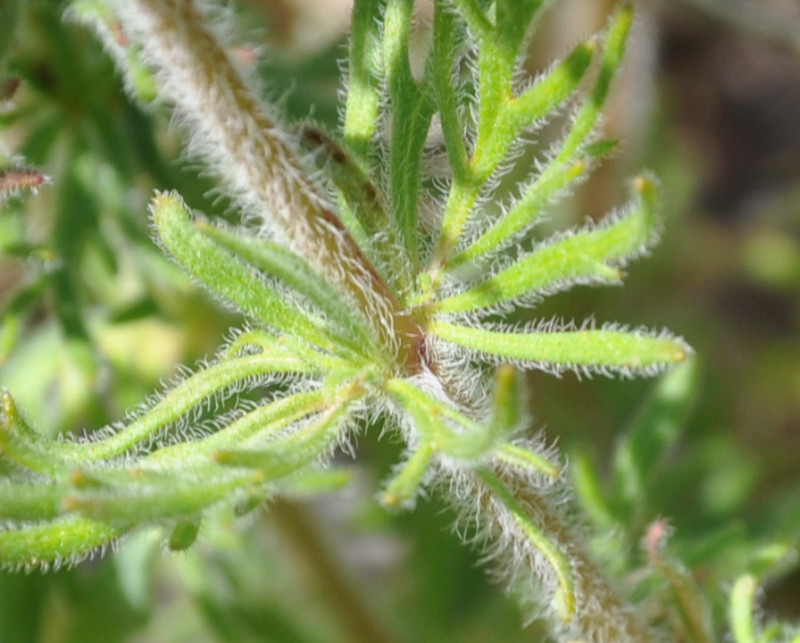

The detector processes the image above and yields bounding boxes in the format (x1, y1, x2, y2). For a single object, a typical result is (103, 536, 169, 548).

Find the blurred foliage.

(0, 0, 799, 641)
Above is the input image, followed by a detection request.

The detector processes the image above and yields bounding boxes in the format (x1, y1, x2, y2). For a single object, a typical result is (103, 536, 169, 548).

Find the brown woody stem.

(116, 0, 424, 374)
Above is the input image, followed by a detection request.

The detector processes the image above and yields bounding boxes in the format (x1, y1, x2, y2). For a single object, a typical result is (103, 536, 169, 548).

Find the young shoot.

(1, 1, 692, 640)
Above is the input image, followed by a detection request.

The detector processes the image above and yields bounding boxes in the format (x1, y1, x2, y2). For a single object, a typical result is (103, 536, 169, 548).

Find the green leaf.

(343, 0, 385, 165)
(279, 468, 353, 496)
(431, 2, 470, 183)
(569, 449, 617, 529)
(61, 467, 265, 523)
(488, 364, 524, 436)
(87, 353, 314, 462)
(436, 39, 595, 259)
(151, 192, 341, 355)
(146, 390, 326, 467)
(448, 158, 589, 267)
(478, 468, 576, 621)
(436, 174, 659, 313)
(449, 0, 492, 41)
(612, 357, 699, 521)
(383, 0, 436, 268)
(495, 0, 547, 53)
(0, 482, 64, 521)
(386, 378, 499, 460)
(730, 575, 758, 643)
(213, 399, 355, 477)
(0, 517, 120, 570)
(449, 3, 634, 264)
(494, 444, 560, 478)
(429, 320, 690, 376)
(473, 38, 596, 180)
(168, 519, 201, 551)
(196, 218, 380, 361)
(0, 354, 311, 474)
(381, 441, 434, 508)
(646, 521, 713, 643)
(0, 391, 68, 475)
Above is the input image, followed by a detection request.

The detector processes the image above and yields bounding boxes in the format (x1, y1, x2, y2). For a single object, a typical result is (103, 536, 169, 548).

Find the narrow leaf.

(485, 368, 561, 478)
(450, 0, 493, 41)
(489, 364, 524, 435)
(151, 192, 338, 353)
(213, 400, 353, 477)
(449, 158, 588, 267)
(473, 39, 596, 179)
(495, 444, 560, 479)
(80, 353, 315, 464)
(1, 353, 307, 475)
(0, 391, 74, 475)
(0, 517, 119, 570)
(506, 38, 596, 131)
(146, 390, 325, 466)
(495, 0, 547, 52)
(437, 39, 596, 259)
(280, 469, 353, 496)
(432, 1, 469, 182)
(62, 468, 264, 523)
(0, 483, 64, 521)
(730, 575, 758, 643)
(386, 379, 498, 460)
(429, 321, 690, 376)
(197, 218, 379, 360)
(343, 0, 384, 164)
(450, 3, 634, 264)
(570, 449, 617, 528)
(646, 521, 714, 643)
(384, 0, 436, 268)
(381, 442, 434, 508)
(478, 468, 576, 620)
(437, 174, 659, 313)
(612, 357, 699, 520)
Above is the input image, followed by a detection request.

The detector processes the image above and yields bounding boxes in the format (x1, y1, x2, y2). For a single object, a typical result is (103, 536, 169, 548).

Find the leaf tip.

(168, 519, 200, 551)
(0, 390, 16, 420)
(632, 173, 656, 196)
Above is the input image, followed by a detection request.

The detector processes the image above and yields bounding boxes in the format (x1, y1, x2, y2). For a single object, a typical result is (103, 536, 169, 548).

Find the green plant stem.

(730, 575, 758, 643)
(474, 468, 657, 641)
(272, 499, 401, 643)
(343, 0, 383, 165)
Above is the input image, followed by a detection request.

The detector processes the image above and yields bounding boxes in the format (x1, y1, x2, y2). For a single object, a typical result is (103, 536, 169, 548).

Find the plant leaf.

(196, 218, 380, 362)
(449, 3, 634, 264)
(437, 174, 659, 313)
(383, 0, 436, 268)
(429, 320, 690, 376)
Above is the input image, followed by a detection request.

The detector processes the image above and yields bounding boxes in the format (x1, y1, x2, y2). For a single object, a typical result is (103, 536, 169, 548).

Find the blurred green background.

(0, 0, 799, 641)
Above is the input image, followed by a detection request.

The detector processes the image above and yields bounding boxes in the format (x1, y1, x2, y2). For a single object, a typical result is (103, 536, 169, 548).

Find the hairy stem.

(113, 0, 424, 374)
(455, 468, 656, 642)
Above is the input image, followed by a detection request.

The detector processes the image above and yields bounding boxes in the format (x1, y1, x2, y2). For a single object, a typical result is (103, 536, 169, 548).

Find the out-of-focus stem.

(273, 499, 402, 643)
(674, 0, 800, 56)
